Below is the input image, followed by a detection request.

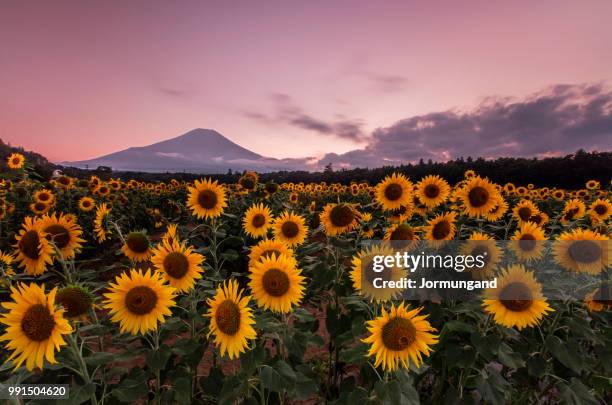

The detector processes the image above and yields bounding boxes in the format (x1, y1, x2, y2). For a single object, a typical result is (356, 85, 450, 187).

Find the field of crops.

(0, 152, 610, 405)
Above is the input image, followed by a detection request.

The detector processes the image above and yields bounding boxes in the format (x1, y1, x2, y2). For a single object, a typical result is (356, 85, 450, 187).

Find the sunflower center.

(82, 200, 92, 208)
(330, 205, 354, 227)
(126, 232, 150, 253)
(432, 220, 451, 240)
(364, 257, 392, 285)
(518, 207, 532, 221)
(424, 184, 440, 199)
(381, 317, 416, 351)
(281, 221, 299, 238)
(163, 251, 190, 279)
(594, 204, 607, 215)
(12, 157, 21, 165)
(215, 299, 241, 335)
(197, 189, 218, 209)
(240, 177, 256, 190)
(125, 286, 158, 315)
(262, 268, 290, 297)
(564, 208, 579, 221)
(471, 245, 491, 266)
(38, 193, 51, 202)
(56, 287, 92, 318)
(251, 214, 266, 228)
(500, 282, 533, 312)
(529, 214, 543, 225)
(384, 183, 403, 201)
(468, 186, 489, 207)
(33, 202, 47, 212)
(45, 224, 71, 249)
(518, 234, 536, 251)
(390, 224, 415, 240)
(21, 304, 55, 341)
(567, 240, 602, 264)
(19, 230, 40, 260)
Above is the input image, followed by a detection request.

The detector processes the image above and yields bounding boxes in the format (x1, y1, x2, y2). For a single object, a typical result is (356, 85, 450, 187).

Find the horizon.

(2, 1, 612, 167)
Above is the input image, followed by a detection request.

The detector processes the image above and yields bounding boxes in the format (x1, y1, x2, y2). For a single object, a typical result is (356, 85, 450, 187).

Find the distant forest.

(1, 139, 610, 188)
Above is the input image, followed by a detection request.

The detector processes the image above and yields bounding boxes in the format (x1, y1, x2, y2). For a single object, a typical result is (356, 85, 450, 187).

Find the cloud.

(362, 72, 409, 93)
(242, 93, 366, 142)
(318, 83, 612, 168)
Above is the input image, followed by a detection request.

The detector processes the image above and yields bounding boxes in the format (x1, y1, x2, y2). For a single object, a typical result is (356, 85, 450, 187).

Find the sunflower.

(94, 203, 112, 242)
(207, 279, 257, 359)
(484, 198, 508, 222)
(162, 223, 180, 245)
(248, 239, 294, 267)
(103, 269, 176, 335)
(272, 211, 308, 247)
(510, 222, 546, 262)
(457, 176, 500, 218)
(350, 244, 407, 301)
(243, 203, 273, 238)
(238, 172, 259, 191)
(383, 223, 419, 250)
(483, 264, 553, 330)
(34, 189, 55, 205)
(55, 175, 74, 189)
(417, 175, 450, 208)
(30, 201, 50, 216)
(56, 285, 95, 320)
(560, 199, 586, 224)
(375, 173, 414, 211)
(95, 183, 111, 197)
(249, 253, 305, 313)
(552, 229, 610, 275)
(362, 303, 438, 372)
(584, 283, 612, 312)
(151, 240, 204, 292)
(424, 212, 457, 243)
(121, 231, 153, 262)
(464, 169, 476, 179)
(586, 180, 600, 190)
(0, 283, 72, 371)
(512, 199, 540, 224)
(320, 203, 359, 236)
(187, 178, 227, 219)
(589, 198, 611, 223)
(460, 232, 502, 279)
(39, 213, 85, 260)
(13, 217, 54, 275)
(78, 196, 95, 212)
(6, 153, 25, 169)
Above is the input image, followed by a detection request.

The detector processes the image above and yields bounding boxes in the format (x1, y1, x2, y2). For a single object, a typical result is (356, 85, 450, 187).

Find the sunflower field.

(0, 152, 611, 405)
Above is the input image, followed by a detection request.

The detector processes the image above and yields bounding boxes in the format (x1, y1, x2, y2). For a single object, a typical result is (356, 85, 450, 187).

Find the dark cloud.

(319, 83, 612, 168)
(242, 93, 366, 142)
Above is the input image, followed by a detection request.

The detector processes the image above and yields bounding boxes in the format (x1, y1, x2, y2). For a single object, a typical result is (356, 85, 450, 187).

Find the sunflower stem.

(67, 332, 98, 405)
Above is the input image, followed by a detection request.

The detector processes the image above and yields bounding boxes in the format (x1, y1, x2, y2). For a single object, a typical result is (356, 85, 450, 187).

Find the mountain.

(64, 129, 311, 173)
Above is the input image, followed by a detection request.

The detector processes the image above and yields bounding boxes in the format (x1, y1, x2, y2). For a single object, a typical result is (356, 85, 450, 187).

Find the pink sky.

(1, 1, 611, 162)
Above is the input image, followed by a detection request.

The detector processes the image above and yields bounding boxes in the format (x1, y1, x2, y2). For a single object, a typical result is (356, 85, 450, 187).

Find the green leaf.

(200, 366, 224, 398)
(260, 365, 283, 392)
(84, 352, 115, 366)
(527, 356, 547, 378)
(475, 366, 510, 405)
(274, 360, 297, 387)
(111, 370, 148, 403)
(557, 378, 599, 405)
(545, 336, 583, 372)
(146, 344, 172, 371)
(294, 372, 319, 399)
(496, 343, 525, 369)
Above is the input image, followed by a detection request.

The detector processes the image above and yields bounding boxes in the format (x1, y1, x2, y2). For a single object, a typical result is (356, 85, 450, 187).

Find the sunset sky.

(1, 1, 611, 164)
